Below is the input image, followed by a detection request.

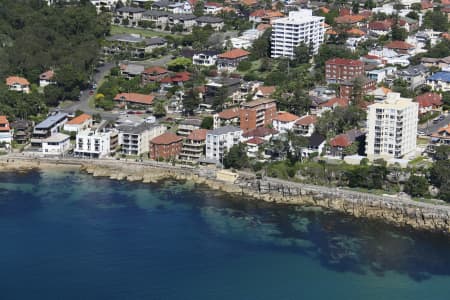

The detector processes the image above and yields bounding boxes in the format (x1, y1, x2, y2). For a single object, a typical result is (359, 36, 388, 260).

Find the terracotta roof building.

(114, 93, 155, 106)
(416, 92, 443, 114)
(214, 107, 240, 128)
(272, 112, 300, 133)
(141, 66, 169, 84)
(6, 76, 30, 93)
(179, 129, 208, 163)
(217, 49, 250, 70)
(149, 132, 184, 160)
(0, 116, 12, 145)
(385, 41, 414, 54)
(325, 58, 364, 84)
(64, 113, 93, 133)
(293, 115, 317, 136)
(240, 98, 277, 132)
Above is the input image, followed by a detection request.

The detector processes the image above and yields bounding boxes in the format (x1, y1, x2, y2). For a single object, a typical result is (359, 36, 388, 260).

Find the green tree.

(352, 1, 359, 14)
(293, 42, 311, 66)
(429, 160, 450, 202)
(223, 143, 249, 169)
(200, 116, 213, 129)
(167, 57, 192, 71)
(250, 28, 271, 59)
(153, 101, 166, 117)
(434, 145, 450, 161)
(404, 175, 429, 197)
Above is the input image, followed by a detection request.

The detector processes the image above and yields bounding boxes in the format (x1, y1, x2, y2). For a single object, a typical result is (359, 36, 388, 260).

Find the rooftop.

(218, 48, 250, 60)
(273, 112, 300, 123)
(6, 76, 30, 86)
(66, 114, 92, 125)
(208, 125, 241, 135)
(35, 113, 68, 129)
(151, 132, 183, 145)
(114, 93, 154, 105)
(187, 129, 208, 141)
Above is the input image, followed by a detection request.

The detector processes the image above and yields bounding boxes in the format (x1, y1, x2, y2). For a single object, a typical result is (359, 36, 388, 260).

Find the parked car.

(89, 90, 94, 95)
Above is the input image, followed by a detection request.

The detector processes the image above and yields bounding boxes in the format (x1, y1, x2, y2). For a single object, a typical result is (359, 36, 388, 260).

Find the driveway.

(420, 114, 450, 135)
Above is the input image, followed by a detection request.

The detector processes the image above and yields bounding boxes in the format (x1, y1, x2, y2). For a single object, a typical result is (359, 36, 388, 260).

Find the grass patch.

(417, 137, 430, 145)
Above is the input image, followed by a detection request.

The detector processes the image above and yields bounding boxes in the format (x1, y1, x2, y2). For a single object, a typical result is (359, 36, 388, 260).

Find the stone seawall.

(1, 156, 449, 234)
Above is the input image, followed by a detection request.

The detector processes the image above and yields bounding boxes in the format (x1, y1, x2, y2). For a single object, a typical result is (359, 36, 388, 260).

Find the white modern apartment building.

(205, 126, 242, 163)
(271, 10, 325, 58)
(118, 123, 166, 156)
(74, 122, 119, 158)
(366, 93, 419, 160)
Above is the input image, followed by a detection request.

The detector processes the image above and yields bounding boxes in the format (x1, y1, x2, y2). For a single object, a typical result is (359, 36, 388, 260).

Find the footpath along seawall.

(1, 156, 450, 233)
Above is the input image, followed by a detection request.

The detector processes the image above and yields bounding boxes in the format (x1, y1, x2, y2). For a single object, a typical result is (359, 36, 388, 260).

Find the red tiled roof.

(240, 0, 258, 6)
(245, 137, 265, 145)
(187, 129, 208, 141)
(295, 115, 317, 126)
(114, 93, 154, 105)
(143, 66, 168, 75)
(416, 92, 442, 107)
(273, 112, 299, 123)
(335, 15, 366, 24)
(321, 97, 349, 108)
(242, 127, 278, 138)
(6, 76, 30, 86)
(326, 58, 363, 66)
(218, 107, 240, 119)
(385, 41, 414, 50)
(66, 113, 92, 125)
(151, 132, 183, 145)
(256, 23, 271, 31)
(369, 20, 392, 31)
(330, 134, 351, 147)
(257, 86, 276, 96)
(319, 6, 330, 14)
(218, 48, 250, 60)
(434, 124, 450, 136)
(0, 116, 10, 132)
(205, 2, 222, 7)
(347, 28, 365, 36)
(39, 70, 54, 80)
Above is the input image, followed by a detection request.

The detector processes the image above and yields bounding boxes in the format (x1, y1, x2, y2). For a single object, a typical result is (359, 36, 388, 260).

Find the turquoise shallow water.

(0, 169, 450, 299)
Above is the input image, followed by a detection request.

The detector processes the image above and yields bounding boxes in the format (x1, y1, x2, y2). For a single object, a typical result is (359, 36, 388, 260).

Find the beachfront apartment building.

(0, 116, 12, 147)
(239, 98, 277, 132)
(366, 93, 419, 160)
(118, 123, 166, 156)
(179, 129, 208, 163)
(42, 133, 71, 155)
(31, 113, 68, 147)
(205, 126, 242, 163)
(271, 10, 325, 59)
(74, 121, 119, 158)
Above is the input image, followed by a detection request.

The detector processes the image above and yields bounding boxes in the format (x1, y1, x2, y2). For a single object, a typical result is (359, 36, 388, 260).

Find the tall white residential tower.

(366, 93, 419, 160)
(271, 10, 325, 59)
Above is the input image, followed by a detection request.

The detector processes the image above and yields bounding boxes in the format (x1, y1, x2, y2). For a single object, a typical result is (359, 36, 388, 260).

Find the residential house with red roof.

(242, 127, 278, 141)
(319, 97, 349, 114)
(149, 132, 184, 160)
(334, 15, 367, 27)
(431, 123, 450, 146)
(384, 41, 415, 55)
(39, 70, 56, 87)
(179, 129, 208, 163)
(415, 92, 443, 114)
(6, 76, 30, 93)
(244, 137, 266, 158)
(253, 86, 276, 99)
(0, 116, 12, 146)
(327, 129, 365, 158)
(203, 2, 223, 15)
(249, 9, 284, 24)
(293, 115, 317, 137)
(217, 49, 250, 71)
(63, 114, 93, 133)
(272, 112, 300, 133)
(213, 107, 240, 129)
(141, 66, 169, 85)
(368, 20, 392, 36)
(114, 93, 155, 108)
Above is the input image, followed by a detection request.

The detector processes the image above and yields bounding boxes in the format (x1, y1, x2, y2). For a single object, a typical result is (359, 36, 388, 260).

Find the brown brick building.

(339, 77, 376, 99)
(149, 132, 183, 160)
(239, 98, 277, 132)
(325, 58, 364, 84)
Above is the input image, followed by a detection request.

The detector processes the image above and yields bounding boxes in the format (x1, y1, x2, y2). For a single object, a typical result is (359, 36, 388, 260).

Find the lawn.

(110, 25, 169, 38)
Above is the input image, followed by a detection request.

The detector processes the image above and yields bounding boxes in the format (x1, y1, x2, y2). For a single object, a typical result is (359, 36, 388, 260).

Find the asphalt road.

(419, 114, 450, 135)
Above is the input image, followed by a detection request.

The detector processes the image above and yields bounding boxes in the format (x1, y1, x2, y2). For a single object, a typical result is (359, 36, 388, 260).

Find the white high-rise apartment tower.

(366, 93, 419, 160)
(271, 10, 325, 59)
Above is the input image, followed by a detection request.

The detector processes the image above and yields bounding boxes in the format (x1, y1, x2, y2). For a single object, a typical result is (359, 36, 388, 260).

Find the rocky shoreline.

(1, 156, 449, 234)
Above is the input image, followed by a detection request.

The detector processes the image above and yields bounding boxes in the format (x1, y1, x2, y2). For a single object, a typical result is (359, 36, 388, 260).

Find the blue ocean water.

(0, 170, 450, 300)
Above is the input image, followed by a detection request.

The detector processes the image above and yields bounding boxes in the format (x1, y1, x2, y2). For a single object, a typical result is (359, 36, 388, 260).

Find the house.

(254, 86, 276, 99)
(63, 114, 92, 133)
(141, 10, 171, 29)
(427, 71, 450, 91)
(0, 116, 12, 146)
(168, 14, 197, 31)
(149, 132, 184, 160)
(293, 115, 317, 137)
(421, 56, 450, 69)
(74, 121, 119, 158)
(325, 58, 364, 84)
(217, 48, 250, 71)
(142, 66, 169, 84)
(141, 66, 169, 85)
(42, 133, 71, 155)
(415, 92, 443, 114)
(213, 107, 240, 129)
(115, 6, 146, 26)
(205, 77, 241, 104)
(384, 40, 415, 55)
(319, 97, 349, 114)
(431, 124, 450, 146)
(196, 16, 224, 30)
(10, 119, 33, 144)
(159, 72, 191, 91)
(367, 86, 393, 102)
(104, 34, 167, 58)
(118, 123, 166, 156)
(244, 137, 266, 158)
(302, 132, 326, 157)
(177, 118, 202, 136)
(179, 129, 208, 163)
(31, 113, 68, 147)
(239, 98, 277, 132)
(334, 14, 367, 26)
(328, 129, 365, 158)
(6, 76, 30, 93)
(368, 20, 392, 36)
(366, 67, 396, 84)
(396, 64, 429, 90)
(192, 50, 219, 66)
(272, 112, 300, 134)
(39, 70, 55, 87)
(249, 9, 284, 24)
(242, 127, 278, 141)
(205, 125, 242, 163)
(120, 63, 145, 80)
(114, 93, 155, 108)
(204, 2, 223, 15)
